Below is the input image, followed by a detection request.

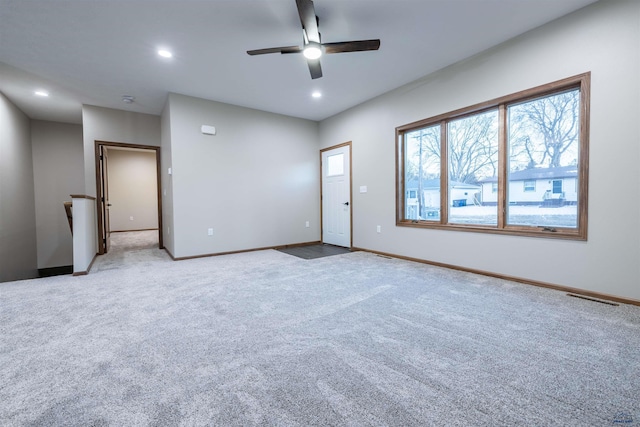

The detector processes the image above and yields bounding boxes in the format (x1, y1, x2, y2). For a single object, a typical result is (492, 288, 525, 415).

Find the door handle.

(343, 202, 349, 206)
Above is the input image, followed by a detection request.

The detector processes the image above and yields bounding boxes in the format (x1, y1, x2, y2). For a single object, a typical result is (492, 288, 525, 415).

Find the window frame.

(395, 73, 590, 240)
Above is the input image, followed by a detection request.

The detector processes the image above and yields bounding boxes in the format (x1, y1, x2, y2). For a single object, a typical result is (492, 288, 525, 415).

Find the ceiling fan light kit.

(247, 0, 380, 79)
(303, 42, 322, 60)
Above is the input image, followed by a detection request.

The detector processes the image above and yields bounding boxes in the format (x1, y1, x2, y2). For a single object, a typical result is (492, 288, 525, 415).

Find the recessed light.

(157, 49, 173, 58)
(34, 90, 49, 97)
(312, 91, 322, 98)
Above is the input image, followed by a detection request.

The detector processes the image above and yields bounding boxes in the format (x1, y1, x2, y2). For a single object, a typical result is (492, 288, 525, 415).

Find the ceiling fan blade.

(323, 39, 381, 54)
(307, 59, 322, 79)
(249, 1, 380, 80)
(247, 46, 302, 55)
(280, 46, 305, 55)
(296, 0, 320, 43)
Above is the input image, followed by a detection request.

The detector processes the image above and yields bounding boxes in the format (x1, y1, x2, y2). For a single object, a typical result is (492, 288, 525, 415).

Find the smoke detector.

(122, 95, 135, 104)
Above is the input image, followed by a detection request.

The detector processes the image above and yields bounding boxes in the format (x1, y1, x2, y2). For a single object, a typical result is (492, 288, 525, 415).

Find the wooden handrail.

(63, 201, 73, 234)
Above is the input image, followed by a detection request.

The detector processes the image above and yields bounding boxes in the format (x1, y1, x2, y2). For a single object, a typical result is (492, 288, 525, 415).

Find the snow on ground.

(450, 205, 576, 215)
(422, 205, 578, 227)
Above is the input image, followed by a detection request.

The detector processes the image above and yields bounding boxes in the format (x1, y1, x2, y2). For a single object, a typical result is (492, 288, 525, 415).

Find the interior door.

(321, 143, 351, 247)
(98, 145, 111, 253)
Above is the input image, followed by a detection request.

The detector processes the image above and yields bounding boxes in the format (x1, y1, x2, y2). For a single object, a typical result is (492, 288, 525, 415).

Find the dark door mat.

(277, 244, 352, 260)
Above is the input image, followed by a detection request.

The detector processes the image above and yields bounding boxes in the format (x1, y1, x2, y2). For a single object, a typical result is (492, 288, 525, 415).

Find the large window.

(403, 124, 441, 221)
(396, 73, 589, 240)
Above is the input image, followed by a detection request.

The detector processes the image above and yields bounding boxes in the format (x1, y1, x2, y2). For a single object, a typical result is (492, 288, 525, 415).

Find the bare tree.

(447, 111, 498, 183)
(509, 90, 579, 169)
(406, 112, 498, 186)
(405, 113, 498, 216)
(405, 125, 440, 182)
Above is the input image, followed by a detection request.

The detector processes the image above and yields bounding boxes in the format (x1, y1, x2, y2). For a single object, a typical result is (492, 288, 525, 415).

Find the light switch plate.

(201, 125, 216, 135)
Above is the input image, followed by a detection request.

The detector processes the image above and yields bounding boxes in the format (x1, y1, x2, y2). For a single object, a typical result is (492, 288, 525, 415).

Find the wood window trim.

(396, 72, 590, 241)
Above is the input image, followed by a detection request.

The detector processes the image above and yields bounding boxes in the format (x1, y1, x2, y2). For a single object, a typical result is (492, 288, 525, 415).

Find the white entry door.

(321, 144, 351, 247)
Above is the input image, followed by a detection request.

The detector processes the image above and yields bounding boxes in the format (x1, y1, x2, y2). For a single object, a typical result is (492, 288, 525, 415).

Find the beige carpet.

(2, 231, 639, 426)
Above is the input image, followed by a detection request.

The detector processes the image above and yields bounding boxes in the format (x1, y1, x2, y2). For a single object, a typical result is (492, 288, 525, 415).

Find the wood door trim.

(94, 143, 105, 254)
(94, 141, 163, 254)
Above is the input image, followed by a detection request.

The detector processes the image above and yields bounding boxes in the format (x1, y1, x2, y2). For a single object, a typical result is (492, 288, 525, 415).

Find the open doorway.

(94, 141, 163, 255)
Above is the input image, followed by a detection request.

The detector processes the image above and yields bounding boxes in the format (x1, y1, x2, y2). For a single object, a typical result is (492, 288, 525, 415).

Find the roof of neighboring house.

(478, 165, 578, 183)
(406, 179, 481, 190)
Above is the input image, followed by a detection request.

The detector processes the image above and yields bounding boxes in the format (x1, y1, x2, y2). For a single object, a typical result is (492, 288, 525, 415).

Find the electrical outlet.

(208, 228, 213, 236)
(129, 216, 134, 221)
(377, 225, 381, 233)
(305, 221, 310, 228)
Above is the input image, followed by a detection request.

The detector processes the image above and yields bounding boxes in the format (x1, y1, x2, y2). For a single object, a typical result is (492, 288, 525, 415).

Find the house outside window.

(396, 73, 589, 240)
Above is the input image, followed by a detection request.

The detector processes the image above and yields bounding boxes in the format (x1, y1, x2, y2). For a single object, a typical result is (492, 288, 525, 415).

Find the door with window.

(321, 143, 351, 247)
(552, 179, 563, 197)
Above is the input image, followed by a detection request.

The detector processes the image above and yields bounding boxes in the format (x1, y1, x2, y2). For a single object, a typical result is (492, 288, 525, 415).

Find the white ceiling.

(0, 0, 598, 124)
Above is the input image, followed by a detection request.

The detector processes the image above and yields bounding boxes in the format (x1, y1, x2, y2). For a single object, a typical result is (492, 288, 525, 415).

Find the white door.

(321, 144, 351, 247)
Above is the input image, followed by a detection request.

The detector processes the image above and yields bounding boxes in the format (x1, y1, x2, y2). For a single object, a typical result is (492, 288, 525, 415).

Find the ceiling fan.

(247, 0, 381, 79)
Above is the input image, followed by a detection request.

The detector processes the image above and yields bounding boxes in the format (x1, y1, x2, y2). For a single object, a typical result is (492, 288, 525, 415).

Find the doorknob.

(343, 202, 349, 206)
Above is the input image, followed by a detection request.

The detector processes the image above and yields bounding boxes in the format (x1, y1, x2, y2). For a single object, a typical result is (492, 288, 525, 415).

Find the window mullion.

(440, 120, 448, 224)
(498, 104, 507, 229)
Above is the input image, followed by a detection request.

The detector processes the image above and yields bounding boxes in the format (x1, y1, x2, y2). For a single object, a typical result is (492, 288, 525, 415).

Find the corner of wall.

(0, 92, 38, 281)
(160, 96, 175, 255)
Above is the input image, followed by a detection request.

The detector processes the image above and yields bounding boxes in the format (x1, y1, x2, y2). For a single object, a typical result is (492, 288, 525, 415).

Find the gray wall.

(160, 102, 175, 254)
(319, 0, 640, 301)
(164, 93, 320, 258)
(82, 105, 161, 195)
(0, 92, 37, 281)
(31, 120, 83, 269)
(74, 105, 161, 271)
(106, 148, 158, 232)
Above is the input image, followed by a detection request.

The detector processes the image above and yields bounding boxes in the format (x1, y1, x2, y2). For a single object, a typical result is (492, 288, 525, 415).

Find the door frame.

(94, 140, 163, 254)
(320, 141, 353, 248)
(99, 144, 111, 253)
